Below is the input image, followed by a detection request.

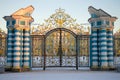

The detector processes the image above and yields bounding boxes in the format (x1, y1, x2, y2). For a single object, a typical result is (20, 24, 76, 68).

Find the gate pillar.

(88, 6, 117, 70)
(3, 5, 34, 71)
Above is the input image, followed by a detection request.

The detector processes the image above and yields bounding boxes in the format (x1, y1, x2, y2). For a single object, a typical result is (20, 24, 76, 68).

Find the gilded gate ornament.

(31, 8, 90, 35)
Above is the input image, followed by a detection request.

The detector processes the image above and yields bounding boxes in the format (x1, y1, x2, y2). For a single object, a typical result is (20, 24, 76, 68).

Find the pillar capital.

(88, 6, 117, 29)
(3, 5, 34, 31)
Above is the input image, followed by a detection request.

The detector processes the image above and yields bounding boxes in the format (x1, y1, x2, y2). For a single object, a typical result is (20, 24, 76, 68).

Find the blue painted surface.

(97, 21, 102, 26)
(91, 14, 98, 18)
(7, 21, 10, 26)
(12, 20, 16, 25)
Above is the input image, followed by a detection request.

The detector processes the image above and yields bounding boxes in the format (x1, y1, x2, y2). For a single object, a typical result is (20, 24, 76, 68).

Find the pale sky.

(0, 0, 120, 33)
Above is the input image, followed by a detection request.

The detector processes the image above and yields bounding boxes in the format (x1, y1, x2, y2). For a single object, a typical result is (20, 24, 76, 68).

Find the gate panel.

(46, 56, 59, 66)
(32, 36, 44, 67)
(46, 31, 60, 66)
(62, 31, 76, 66)
(62, 56, 76, 66)
(79, 36, 89, 67)
(114, 37, 120, 65)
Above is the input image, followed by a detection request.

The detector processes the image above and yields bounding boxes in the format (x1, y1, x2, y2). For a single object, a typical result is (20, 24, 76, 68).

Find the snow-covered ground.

(0, 68, 120, 80)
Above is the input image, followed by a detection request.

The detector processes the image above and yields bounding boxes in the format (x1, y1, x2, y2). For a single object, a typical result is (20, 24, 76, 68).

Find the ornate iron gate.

(31, 28, 90, 70)
(31, 8, 90, 70)
(45, 28, 76, 67)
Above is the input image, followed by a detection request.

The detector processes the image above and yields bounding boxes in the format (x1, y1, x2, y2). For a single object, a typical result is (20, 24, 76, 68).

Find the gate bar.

(43, 36, 46, 70)
(76, 35, 78, 70)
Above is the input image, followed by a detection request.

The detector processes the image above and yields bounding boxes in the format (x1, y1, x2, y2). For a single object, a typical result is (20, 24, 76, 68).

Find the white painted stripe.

(14, 52, 21, 55)
(8, 48, 12, 50)
(108, 52, 113, 55)
(8, 33, 13, 35)
(101, 57, 107, 60)
(15, 32, 21, 35)
(92, 52, 98, 55)
(14, 42, 21, 45)
(107, 38, 113, 40)
(101, 42, 107, 45)
(92, 48, 97, 50)
(92, 43, 97, 45)
(24, 57, 29, 60)
(7, 53, 12, 55)
(14, 38, 21, 41)
(107, 43, 113, 46)
(15, 37, 21, 40)
(13, 63, 20, 66)
(8, 43, 12, 45)
(92, 33, 97, 36)
(108, 57, 113, 60)
(92, 57, 98, 60)
(23, 62, 29, 65)
(101, 62, 108, 66)
(100, 33, 106, 35)
(24, 48, 30, 50)
(24, 33, 30, 36)
(101, 47, 107, 50)
(92, 62, 98, 66)
(7, 58, 12, 60)
(100, 32, 106, 35)
(100, 37, 107, 40)
(14, 57, 20, 60)
(101, 52, 107, 55)
(107, 33, 112, 36)
(108, 48, 113, 50)
(14, 47, 21, 50)
(8, 38, 13, 40)
(92, 38, 97, 40)
(24, 43, 29, 46)
(24, 52, 29, 55)
(24, 38, 30, 41)
(101, 61, 108, 63)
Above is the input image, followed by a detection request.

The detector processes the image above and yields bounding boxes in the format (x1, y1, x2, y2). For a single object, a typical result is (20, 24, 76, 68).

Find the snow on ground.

(0, 68, 120, 80)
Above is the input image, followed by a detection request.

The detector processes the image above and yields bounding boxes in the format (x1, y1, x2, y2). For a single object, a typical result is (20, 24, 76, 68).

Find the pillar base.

(5, 68, 21, 72)
(12, 68, 22, 72)
(90, 66, 115, 71)
(21, 68, 31, 72)
(5, 68, 12, 71)
(5, 67, 12, 71)
(5, 67, 31, 72)
(90, 66, 99, 71)
(23, 66, 30, 68)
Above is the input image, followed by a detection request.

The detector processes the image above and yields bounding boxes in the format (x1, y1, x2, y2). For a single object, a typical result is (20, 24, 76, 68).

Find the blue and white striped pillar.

(91, 28, 99, 67)
(13, 29, 22, 69)
(4, 5, 34, 71)
(99, 28, 108, 68)
(23, 30, 31, 68)
(7, 28, 14, 68)
(107, 29, 114, 67)
(88, 6, 117, 70)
